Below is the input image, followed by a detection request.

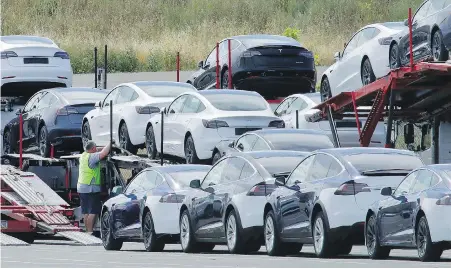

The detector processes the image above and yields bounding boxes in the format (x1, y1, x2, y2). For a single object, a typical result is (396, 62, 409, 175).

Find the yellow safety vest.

(78, 152, 101, 185)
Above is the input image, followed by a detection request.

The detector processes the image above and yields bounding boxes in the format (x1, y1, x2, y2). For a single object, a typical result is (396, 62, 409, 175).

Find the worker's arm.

(98, 142, 112, 160)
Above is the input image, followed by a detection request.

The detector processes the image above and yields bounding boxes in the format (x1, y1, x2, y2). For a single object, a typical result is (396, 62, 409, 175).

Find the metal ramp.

(0, 233, 30, 246)
(56, 231, 102, 246)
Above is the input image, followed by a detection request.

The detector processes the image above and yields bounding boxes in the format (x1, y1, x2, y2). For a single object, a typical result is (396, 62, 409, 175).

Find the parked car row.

(100, 147, 451, 262)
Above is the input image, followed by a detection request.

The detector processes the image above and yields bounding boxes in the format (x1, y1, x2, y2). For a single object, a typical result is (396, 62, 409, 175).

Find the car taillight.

(247, 183, 276, 196)
(202, 119, 229, 128)
(159, 193, 185, 203)
(135, 105, 159, 114)
(268, 120, 285, 128)
(1, 51, 18, 59)
(242, 50, 262, 57)
(436, 195, 451, 205)
(57, 107, 78, 115)
(378, 37, 393, 45)
(334, 182, 370, 195)
(298, 50, 314, 58)
(54, 51, 70, 59)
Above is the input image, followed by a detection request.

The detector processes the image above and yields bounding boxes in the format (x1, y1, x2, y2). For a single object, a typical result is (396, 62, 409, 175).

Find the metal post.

(296, 110, 299, 129)
(408, 8, 414, 70)
(228, 39, 232, 89)
(216, 42, 220, 89)
(19, 113, 23, 169)
(326, 105, 341, 148)
(94, 47, 98, 88)
(176, 52, 180, 82)
(160, 111, 164, 166)
(432, 117, 440, 164)
(104, 45, 108, 89)
(351, 92, 362, 146)
(385, 89, 395, 148)
(50, 144, 54, 158)
(109, 100, 113, 156)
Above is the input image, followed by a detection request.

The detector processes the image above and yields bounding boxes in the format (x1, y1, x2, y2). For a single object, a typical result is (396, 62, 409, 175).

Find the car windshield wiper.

(361, 169, 411, 176)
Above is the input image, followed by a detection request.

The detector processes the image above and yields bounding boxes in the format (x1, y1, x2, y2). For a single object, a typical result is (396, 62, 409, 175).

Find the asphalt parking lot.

(1, 240, 450, 268)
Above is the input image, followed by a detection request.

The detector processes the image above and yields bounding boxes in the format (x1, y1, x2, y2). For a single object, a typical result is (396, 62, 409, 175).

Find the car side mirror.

(237, 144, 244, 151)
(15, 108, 22, 115)
(94, 101, 101, 108)
(334, 51, 341, 61)
(275, 176, 285, 186)
(198, 61, 204, 68)
(404, 123, 414, 144)
(403, 18, 409, 26)
(111, 186, 123, 196)
(381, 187, 392, 196)
(228, 141, 235, 148)
(190, 179, 201, 189)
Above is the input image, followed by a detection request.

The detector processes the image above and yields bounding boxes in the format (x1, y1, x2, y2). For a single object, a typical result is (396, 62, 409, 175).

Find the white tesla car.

(319, 22, 407, 101)
(1, 35, 73, 97)
(82, 81, 197, 154)
(145, 89, 284, 164)
(274, 93, 386, 147)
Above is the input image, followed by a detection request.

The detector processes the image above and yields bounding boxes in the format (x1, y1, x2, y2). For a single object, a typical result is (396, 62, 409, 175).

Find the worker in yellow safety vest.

(77, 140, 112, 234)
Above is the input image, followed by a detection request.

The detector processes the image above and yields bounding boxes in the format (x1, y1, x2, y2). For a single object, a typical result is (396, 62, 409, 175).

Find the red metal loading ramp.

(312, 61, 451, 149)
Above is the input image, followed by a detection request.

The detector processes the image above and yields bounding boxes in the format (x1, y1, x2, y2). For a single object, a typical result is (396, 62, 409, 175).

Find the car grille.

(235, 128, 261, 135)
(24, 58, 49, 64)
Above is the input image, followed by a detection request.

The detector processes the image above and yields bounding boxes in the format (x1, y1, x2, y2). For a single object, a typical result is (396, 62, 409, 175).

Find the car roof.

(130, 81, 195, 88)
(1, 35, 56, 46)
(246, 150, 309, 159)
(227, 34, 302, 48)
(424, 164, 451, 172)
(146, 164, 211, 174)
(200, 89, 261, 96)
(50, 87, 102, 93)
(317, 147, 417, 157)
(251, 128, 326, 137)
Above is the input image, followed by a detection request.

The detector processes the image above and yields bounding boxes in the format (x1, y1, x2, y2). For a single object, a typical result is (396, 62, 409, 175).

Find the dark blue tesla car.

(2, 87, 107, 157)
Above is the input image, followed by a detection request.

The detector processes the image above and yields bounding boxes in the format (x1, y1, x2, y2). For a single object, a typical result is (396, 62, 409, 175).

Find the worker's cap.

(85, 140, 97, 151)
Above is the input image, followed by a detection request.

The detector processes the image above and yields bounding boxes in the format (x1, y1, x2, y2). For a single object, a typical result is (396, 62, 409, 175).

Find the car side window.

(36, 92, 56, 109)
(274, 97, 292, 116)
(393, 171, 418, 197)
(205, 47, 216, 67)
(140, 170, 158, 190)
(202, 158, 227, 187)
(358, 28, 376, 47)
(446, 0, 451, 7)
(125, 171, 146, 194)
(116, 86, 136, 104)
(181, 96, 204, 113)
(414, 0, 431, 21)
(410, 169, 434, 193)
(167, 95, 187, 114)
(23, 93, 43, 113)
(309, 154, 333, 181)
(429, 0, 445, 13)
(235, 134, 258, 152)
(286, 97, 308, 114)
(221, 157, 245, 184)
(343, 31, 361, 57)
(286, 155, 315, 185)
(327, 158, 343, 177)
(103, 88, 119, 108)
(240, 161, 255, 179)
(251, 137, 271, 151)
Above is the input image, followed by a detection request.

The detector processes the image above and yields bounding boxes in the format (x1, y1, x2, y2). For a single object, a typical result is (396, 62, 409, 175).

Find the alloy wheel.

(39, 128, 47, 156)
(146, 128, 155, 157)
(3, 130, 11, 153)
(180, 213, 190, 250)
(101, 212, 111, 243)
(313, 217, 324, 254)
(226, 214, 237, 250)
(389, 44, 399, 69)
(185, 139, 194, 163)
(119, 125, 127, 149)
(362, 61, 372, 85)
(320, 79, 331, 101)
(432, 32, 442, 61)
(82, 122, 91, 148)
(265, 215, 275, 253)
(222, 72, 229, 89)
(143, 213, 153, 248)
(417, 219, 428, 257)
(366, 217, 377, 255)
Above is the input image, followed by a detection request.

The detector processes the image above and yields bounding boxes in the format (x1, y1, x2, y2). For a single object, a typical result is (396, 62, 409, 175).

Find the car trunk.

(66, 103, 96, 124)
(214, 115, 280, 138)
(249, 45, 314, 69)
(353, 175, 406, 210)
(6, 46, 64, 67)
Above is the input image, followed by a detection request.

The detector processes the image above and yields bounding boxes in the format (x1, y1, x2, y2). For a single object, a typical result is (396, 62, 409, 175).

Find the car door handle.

(192, 197, 196, 201)
(276, 196, 281, 200)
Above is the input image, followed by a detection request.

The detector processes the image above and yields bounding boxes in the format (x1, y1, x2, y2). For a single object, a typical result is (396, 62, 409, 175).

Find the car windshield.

(343, 153, 424, 175)
(307, 95, 321, 104)
(255, 156, 306, 175)
(168, 170, 209, 188)
(265, 133, 334, 151)
(138, 84, 196, 98)
(203, 94, 268, 111)
(381, 22, 406, 30)
(60, 91, 107, 103)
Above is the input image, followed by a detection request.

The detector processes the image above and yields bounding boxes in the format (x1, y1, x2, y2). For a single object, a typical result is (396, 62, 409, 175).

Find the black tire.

(82, 120, 92, 150)
(389, 43, 400, 69)
(264, 210, 285, 256)
(3, 128, 15, 154)
(184, 135, 200, 164)
(221, 69, 230, 89)
(283, 243, 303, 255)
(212, 150, 221, 165)
(119, 123, 137, 154)
(431, 30, 449, 62)
(320, 77, 332, 102)
(416, 215, 443, 262)
(366, 214, 390, 259)
(143, 210, 165, 252)
(361, 58, 376, 86)
(225, 210, 246, 254)
(7, 232, 35, 244)
(180, 210, 200, 253)
(38, 125, 50, 157)
(312, 211, 336, 258)
(100, 211, 123, 251)
(145, 125, 157, 159)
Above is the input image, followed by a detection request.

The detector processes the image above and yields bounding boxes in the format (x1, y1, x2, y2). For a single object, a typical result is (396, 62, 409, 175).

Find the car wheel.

(145, 125, 157, 159)
(389, 43, 400, 69)
(312, 211, 335, 258)
(361, 58, 376, 86)
(264, 210, 284, 256)
(432, 30, 449, 62)
(82, 121, 92, 150)
(184, 135, 200, 164)
(38, 126, 50, 157)
(221, 69, 229, 89)
(226, 210, 245, 254)
(143, 210, 165, 252)
(320, 77, 332, 102)
(180, 210, 199, 253)
(366, 214, 390, 259)
(101, 211, 123, 251)
(119, 123, 137, 154)
(212, 150, 221, 165)
(416, 215, 443, 262)
(3, 128, 14, 154)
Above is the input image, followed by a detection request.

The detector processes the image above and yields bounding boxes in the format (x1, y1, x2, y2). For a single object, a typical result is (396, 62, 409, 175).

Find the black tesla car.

(365, 164, 451, 262)
(2, 87, 107, 157)
(394, 0, 451, 67)
(187, 34, 316, 98)
(213, 129, 334, 164)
